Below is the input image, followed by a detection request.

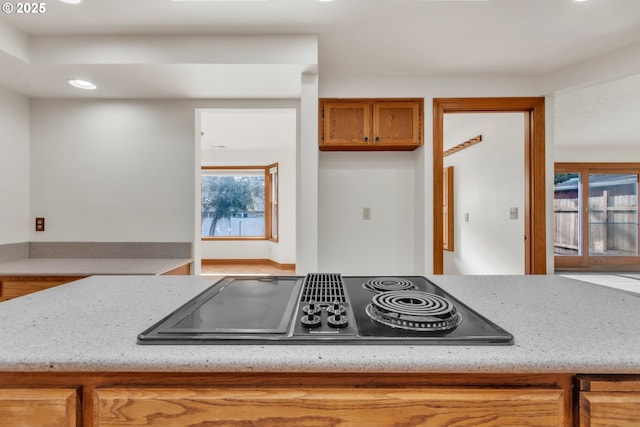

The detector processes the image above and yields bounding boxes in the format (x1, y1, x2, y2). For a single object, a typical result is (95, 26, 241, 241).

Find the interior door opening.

(194, 107, 297, 276)
(442, 112, 526, 275)
(433, 98, 547, 275)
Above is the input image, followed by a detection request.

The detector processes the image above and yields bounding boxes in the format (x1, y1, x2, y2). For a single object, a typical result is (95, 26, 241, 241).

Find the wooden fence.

(554, 191, 638, 256)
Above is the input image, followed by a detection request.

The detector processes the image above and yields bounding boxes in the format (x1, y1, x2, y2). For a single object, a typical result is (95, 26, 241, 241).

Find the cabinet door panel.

(580, 392, 640, 427)
(0, 277, 80, 301)
(0, 388, 79, 427)
(373, 101, 421, 146)
(94, 387, 564, 427)
(322, 102, 370, 146)
(1, 281, 62, 298)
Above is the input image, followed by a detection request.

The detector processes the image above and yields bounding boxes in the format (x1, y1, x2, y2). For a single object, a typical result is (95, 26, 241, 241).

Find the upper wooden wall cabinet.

(319, 98, 424, 151)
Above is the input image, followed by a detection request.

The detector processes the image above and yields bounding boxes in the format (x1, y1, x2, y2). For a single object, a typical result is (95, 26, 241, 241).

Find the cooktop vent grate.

(301, 273, 347, 304)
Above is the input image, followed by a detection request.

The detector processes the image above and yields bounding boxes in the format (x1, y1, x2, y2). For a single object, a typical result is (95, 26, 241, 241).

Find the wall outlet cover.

(363, 207, 371, 220)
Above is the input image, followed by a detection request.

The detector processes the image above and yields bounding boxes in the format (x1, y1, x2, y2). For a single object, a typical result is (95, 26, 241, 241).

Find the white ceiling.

(1, 0, 640, 147)
(3, 0, 640, 76)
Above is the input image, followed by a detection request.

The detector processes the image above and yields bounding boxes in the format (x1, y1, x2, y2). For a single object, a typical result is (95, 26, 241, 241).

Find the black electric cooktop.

(137, 274, 514, 345)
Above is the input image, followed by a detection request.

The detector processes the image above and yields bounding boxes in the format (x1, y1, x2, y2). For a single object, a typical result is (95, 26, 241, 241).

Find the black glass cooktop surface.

(137, 275, 513, 345)
(169, 277, 299, 334)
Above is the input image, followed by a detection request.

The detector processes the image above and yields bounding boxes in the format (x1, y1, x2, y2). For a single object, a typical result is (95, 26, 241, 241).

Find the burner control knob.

(301, 313, 321, 328)
(327, 300, 346, 315)
(327, 313, 348, 329)
(303, 301, 321, 315)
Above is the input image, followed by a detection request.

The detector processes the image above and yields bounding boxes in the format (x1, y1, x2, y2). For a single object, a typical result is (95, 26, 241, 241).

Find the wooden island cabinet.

(93, 386, 564, 427)
(0, 388, 79, 427)
(0, 276, 83, 302)
(3, 373, 640, 425)
(0, 372, 574, 427)
(577, 375, 640, 426)
(319, 98, 424, 151)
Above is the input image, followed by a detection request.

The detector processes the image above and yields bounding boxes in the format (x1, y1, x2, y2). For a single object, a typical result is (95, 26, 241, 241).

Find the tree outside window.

(201, 165, 278, 240)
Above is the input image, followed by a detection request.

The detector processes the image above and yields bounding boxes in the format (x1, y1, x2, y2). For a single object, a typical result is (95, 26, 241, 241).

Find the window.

(201, 164, 278, 240)
(268, 165, 278, 241)
(554, 163, 639, 269)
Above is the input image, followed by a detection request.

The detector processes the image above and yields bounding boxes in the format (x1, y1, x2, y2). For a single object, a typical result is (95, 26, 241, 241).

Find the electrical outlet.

(510, 207, 518, 220)
(35, 217, 45, 232)
(464, 213, 469, 222)
(363, 207, 371, 220)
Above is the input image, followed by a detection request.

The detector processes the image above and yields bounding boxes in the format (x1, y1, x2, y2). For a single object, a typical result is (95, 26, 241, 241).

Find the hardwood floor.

(201, 262, 296, 276)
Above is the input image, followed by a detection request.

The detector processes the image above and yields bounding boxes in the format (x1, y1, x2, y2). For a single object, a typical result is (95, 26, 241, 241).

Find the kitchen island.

(1, 274, 639, 426)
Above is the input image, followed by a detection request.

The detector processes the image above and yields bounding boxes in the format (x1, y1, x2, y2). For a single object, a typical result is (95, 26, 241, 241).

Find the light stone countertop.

(0, 274, 639, 374)
(0, 258, 192, 276)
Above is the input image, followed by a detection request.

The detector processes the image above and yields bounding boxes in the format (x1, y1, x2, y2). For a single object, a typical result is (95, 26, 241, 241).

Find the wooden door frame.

(433, 97, 547, 274)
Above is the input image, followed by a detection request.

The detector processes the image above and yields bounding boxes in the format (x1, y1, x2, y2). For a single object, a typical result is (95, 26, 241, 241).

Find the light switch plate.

(363, 207, 371, 220)
(510, 207, 518, 220)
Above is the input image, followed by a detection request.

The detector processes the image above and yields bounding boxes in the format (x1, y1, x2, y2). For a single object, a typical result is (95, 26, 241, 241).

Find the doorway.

(195, 107, 297, 275)
(433, 97, 547, 274)
(443, 113, 526, 274)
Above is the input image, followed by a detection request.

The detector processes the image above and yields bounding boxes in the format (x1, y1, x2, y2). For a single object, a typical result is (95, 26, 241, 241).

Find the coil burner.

(363, 277, 417, 293)
(365, 290, 462, 331)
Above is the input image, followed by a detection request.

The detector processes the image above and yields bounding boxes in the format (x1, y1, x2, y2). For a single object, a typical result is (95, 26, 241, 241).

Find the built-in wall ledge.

(28, 242, 192, 259)
(0, 242, 29, 263)
(202, 258, 295, 271)
(443, 135, 482, 157)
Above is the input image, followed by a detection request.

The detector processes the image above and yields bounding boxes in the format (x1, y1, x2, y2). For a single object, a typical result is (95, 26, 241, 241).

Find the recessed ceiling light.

(67, 79, 97, 90)
(59, 0, 82, 4)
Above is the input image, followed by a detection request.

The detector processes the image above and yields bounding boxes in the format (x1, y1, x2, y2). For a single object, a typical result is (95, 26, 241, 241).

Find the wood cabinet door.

(0, 277, 80, 302)
(580, 393, 640, 426)
(94, 386, 564, 427)
(577, 375, 640, 426)
(321, 101, 370, 147)
(0, 388, 79, 427)
(372, 101, 421, 147)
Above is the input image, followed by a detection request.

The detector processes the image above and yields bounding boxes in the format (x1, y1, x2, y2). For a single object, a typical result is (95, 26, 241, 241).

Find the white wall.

(443, 113, 525, 274)
(297, 73, 319, 273)
(200, 148, 296, 265)
(554, 147, 640, 163)
(319, 152, 417, 275)
(0, 86, 30, 244)
(318, 74, 539, 275)
(29, 99, 196, 242)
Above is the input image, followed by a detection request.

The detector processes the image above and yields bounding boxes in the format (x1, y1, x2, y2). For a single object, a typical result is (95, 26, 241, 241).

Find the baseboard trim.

(202, 259, 296, 271)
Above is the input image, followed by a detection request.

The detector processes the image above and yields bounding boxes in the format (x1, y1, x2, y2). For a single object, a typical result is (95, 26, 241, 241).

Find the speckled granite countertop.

(0, 258, 192, 276)
(0, 274, 639, 374)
